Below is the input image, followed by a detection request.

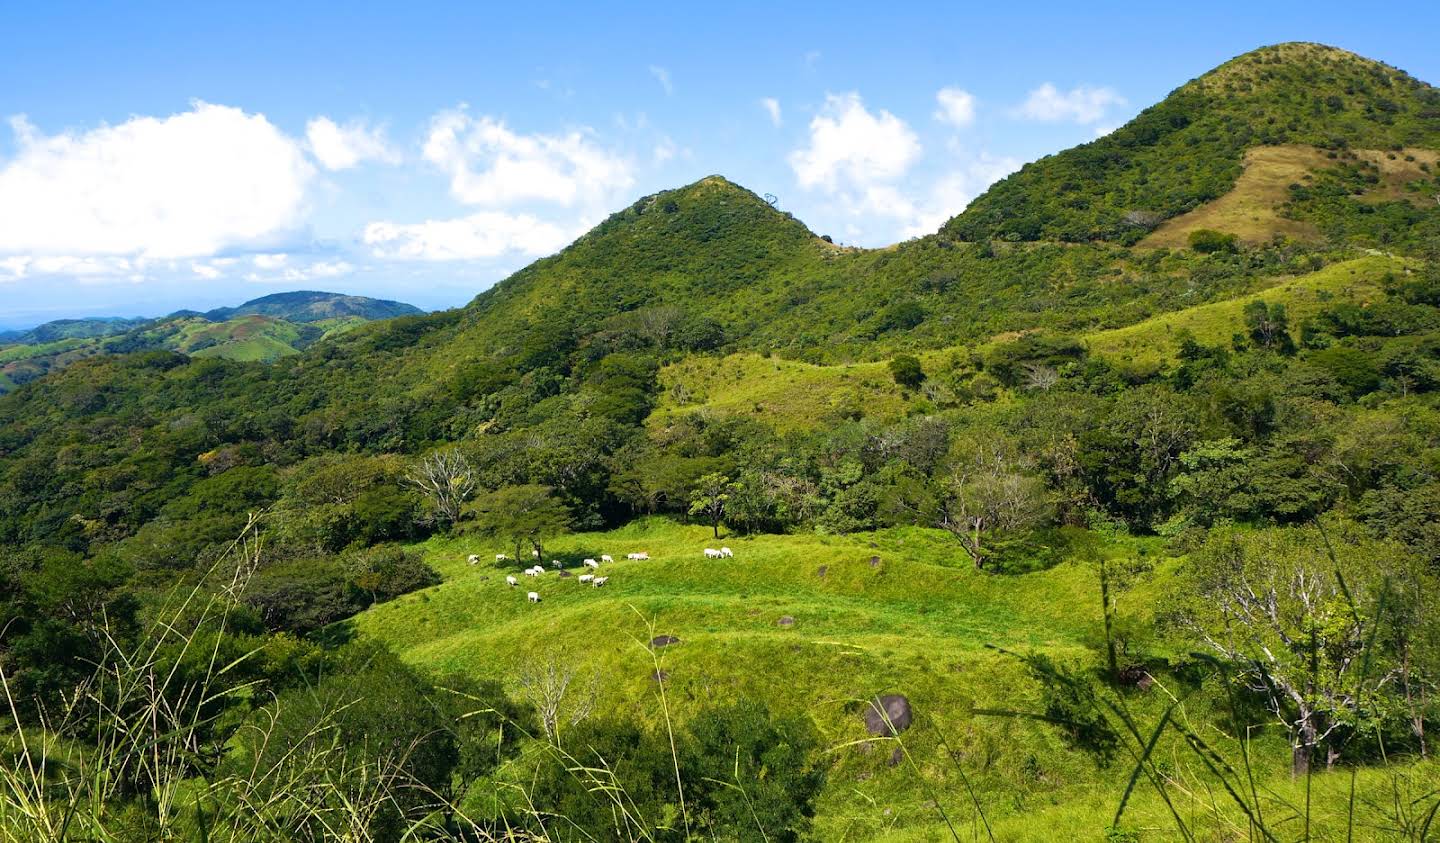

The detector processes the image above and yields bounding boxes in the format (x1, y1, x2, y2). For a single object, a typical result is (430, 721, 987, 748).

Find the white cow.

(505, 575, 518, 587)
(467, 554, 479, 565)
(592, 576, 609, 587)
(578, 573, 594, 584)
(524, 568, 541, 578)
(626, 552, 650, 560)
(704, 548, 722, 559)
(496, 554, 509, 562)
(601, 554, 614, 563)
(583, 559, 600, 570)
(532, 549, 541, 558)
(720, 547, 734, 558)
(551, 559, 562, 569)
(528, 592, 541, 603)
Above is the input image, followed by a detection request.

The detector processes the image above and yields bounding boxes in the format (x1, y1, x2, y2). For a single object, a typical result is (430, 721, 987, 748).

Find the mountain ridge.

(943, 41, 1440, 245)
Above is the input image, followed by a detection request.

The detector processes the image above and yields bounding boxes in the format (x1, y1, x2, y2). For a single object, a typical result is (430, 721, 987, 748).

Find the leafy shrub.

(1188, 228, 1239, 254)
(888, 354, 925, 389)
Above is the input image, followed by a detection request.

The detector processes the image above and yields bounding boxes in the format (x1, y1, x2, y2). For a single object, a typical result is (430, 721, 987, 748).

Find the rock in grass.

(864, 694, 913, 736)
(650, 635, 681, 648)
(777, 615, 795, 627)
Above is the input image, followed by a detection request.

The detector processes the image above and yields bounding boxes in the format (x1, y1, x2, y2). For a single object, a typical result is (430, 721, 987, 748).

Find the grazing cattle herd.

(471, 545, 736, 605)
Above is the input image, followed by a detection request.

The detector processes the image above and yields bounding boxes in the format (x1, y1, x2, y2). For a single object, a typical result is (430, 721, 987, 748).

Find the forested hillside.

(0, 291, 421, 393)
(2, 42, 1439, 841)
(947, 42, 1440, 244)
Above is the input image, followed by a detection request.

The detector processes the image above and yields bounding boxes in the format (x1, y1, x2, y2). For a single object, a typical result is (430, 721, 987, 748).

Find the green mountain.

(1, 43, 1439, 841)
(945, 42, 1440, 245)
(0, 316, 150, 345)
(0, 291, 422, 393)
(200, 289, 423, 323)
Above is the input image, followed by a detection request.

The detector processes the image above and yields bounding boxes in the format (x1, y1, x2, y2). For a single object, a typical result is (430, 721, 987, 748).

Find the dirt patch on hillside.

(1141, 145, 1440, 249)
(1141, 146, 1328, 247)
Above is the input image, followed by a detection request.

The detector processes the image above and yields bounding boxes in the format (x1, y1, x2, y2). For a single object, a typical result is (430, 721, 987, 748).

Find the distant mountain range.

(0, 291, 423, 393)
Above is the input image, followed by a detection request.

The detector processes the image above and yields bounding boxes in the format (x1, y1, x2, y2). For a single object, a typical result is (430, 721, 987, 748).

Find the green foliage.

(523, 699, 827, 842)
(463, 483, 572, 557)
(1242, 299, 1295, 352)
(946, 43, 1440, 245)
(888, 353, 925, 389)
(1188, 228, 1239, 254)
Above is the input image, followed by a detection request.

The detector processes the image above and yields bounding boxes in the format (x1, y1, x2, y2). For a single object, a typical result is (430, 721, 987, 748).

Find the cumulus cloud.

(788, 93, 920, 193)
(1015, 83, 1125, 123)
(900, 154, 1022, 238)
(648, 65, 673, 95)
(421, 109, 634, 207)
(363, 212, 576, 261)
(760, 97, 782, 127)
(244, 257, 356, 284)
(934, 88, 977, 127)
(190, 262, 222, 280)
(0, 103, 313, 260)
(305, 117, 398, 170)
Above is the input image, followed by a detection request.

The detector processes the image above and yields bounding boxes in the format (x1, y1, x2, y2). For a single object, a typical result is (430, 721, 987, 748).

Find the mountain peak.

(203, 291, 423, 324)
(1187, 42, 1421, 94)
(944, 42, 1440, 245)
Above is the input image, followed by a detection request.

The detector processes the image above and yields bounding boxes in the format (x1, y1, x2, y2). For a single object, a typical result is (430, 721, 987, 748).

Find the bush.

(1188, 228, 1239, 254)
(889, 354, 925, 389)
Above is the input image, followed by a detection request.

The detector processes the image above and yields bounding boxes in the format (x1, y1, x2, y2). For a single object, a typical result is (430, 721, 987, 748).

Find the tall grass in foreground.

(0, 517, 517, 842)
(3, 518, 1435, 841)
(857, 558, 1440, 842)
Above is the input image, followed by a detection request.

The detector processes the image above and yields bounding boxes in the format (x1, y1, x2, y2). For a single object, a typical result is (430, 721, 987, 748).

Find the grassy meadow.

(344, 519, 1432, 840)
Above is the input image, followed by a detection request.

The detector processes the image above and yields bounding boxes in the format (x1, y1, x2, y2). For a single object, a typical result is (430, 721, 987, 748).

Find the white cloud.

(653, 136, 677, 165)
(934, 88, 977, 127)
(760, 97, 782, 127)
(0, 256, 31, 281)
(788, 93, 920, 193)
(0, 103, 313, 260)
(648, 65, 673, 95)
(244, 257, 356, 284)
(305, 116, 398, 170)
(422, 109, 634, 208)
(363, 212, 576, 261)
(1015, 83, 1125, 124)
(1094, 125, 1118, 138)
(190, 262, 222, 280)
(900, 154, 1022, 238)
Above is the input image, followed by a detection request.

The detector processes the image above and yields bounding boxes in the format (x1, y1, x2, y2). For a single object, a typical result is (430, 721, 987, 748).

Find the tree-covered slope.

(0, 294, 419, 393)
(945, 42, 1440, 245)
(202, 290, 423, 323)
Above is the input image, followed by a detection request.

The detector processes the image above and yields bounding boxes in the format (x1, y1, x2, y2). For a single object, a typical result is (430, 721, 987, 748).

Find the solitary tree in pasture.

(466, 484, 572, 561)
(689, 473, 734, 538)
(934, 433, 1051, 570)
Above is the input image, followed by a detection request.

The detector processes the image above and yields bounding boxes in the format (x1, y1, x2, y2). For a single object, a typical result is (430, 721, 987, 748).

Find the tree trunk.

(1292, 741, 1310, 778)
(1292, 718, 1317, 778)
(712, 518, 720, 539)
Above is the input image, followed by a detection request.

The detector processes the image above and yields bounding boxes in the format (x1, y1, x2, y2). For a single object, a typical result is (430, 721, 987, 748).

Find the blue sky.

(2, 1, 1438, 328)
